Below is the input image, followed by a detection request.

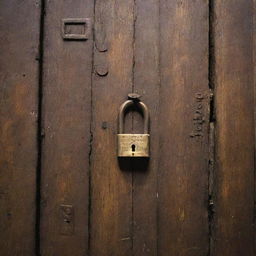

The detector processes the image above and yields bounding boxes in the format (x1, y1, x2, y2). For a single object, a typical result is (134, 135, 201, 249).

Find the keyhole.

(131, 144, 136, 152)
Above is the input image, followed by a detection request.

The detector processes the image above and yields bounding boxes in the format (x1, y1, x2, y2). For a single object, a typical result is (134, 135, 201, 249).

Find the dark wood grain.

(158, 1, 210, 255)
(212, 1, 254, 255)
(40, 1, 94, 255)
(0, 1, 40, 255)
(90, 0, 134, 255)
(132, 0, 160, 255)
(1, 1, 255, 255)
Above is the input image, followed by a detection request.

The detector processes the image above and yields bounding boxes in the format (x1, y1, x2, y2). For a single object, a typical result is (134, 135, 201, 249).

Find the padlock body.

(117, 134, 150, 157)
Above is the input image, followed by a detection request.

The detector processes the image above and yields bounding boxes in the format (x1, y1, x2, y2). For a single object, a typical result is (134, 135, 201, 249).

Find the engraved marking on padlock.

(117, 97, 150, 157)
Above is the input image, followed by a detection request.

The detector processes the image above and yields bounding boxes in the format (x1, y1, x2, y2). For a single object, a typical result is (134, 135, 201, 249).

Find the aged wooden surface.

(158, 1, 210, 255)
(0, 1, 40, 255)
(1, 0, 256, 255)
(40, 0, 94, 255)
(90, 0, 134, 255)
(132, 0, 160, 255)
(212, 1, 255, 255)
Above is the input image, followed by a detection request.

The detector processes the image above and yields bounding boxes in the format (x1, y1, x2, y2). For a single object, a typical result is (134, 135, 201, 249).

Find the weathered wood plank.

(212, 1, 254, 255)
(132, 0, 160, 255)
(40, 1, 94, 255)
(158, 0, 210, 255)
(90, 0, 134, 255)
(0, 1, 41, 254)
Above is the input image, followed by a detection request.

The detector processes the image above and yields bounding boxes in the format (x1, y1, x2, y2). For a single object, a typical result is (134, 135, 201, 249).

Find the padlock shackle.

(118, 100, 149, 134)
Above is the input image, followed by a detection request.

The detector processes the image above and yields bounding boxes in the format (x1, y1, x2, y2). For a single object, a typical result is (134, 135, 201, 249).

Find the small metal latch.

(62, 18, 92, 40)
(59, 204, 74, 235)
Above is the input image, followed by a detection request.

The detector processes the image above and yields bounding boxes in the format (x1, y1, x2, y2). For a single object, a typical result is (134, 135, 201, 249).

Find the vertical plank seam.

(131, 0, 137, 254)
(132, 0, 137, 95)
(208, 0, 215, 91)
(88, 0, 96, 254)
(35, 0, 46, 255)
(156, 0, 162, 255)
(208, 0, 215, 255)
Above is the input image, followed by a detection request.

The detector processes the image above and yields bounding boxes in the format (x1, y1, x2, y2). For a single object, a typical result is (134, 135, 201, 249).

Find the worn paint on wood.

(0, 1, 41, 255)
(40, 0, 94, 255)
(158, 0, 210, 255)
(90, 0, 134, 255)
(212, 1, 255, 255)
(132, 0, 160, 255)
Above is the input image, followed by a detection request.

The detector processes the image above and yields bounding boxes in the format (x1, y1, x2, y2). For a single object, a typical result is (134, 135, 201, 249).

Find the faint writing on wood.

(190, 93, 205, 140)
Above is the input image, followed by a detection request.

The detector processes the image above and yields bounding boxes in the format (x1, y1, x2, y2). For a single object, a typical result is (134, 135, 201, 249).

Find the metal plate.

(62, 18, 92, 40)
(59, 204, 74, 235)
(117, 134, 150, 157)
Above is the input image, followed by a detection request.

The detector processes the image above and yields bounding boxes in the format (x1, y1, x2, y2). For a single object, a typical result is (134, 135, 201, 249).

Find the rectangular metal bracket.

(62, 18, 92, 40)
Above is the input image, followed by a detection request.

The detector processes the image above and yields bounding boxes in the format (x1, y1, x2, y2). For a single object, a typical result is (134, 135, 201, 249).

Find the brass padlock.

(117, 94, 150, 157)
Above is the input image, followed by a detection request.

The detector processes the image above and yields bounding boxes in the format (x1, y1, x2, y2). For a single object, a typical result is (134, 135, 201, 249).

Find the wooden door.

(0, 0, 255, 255)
